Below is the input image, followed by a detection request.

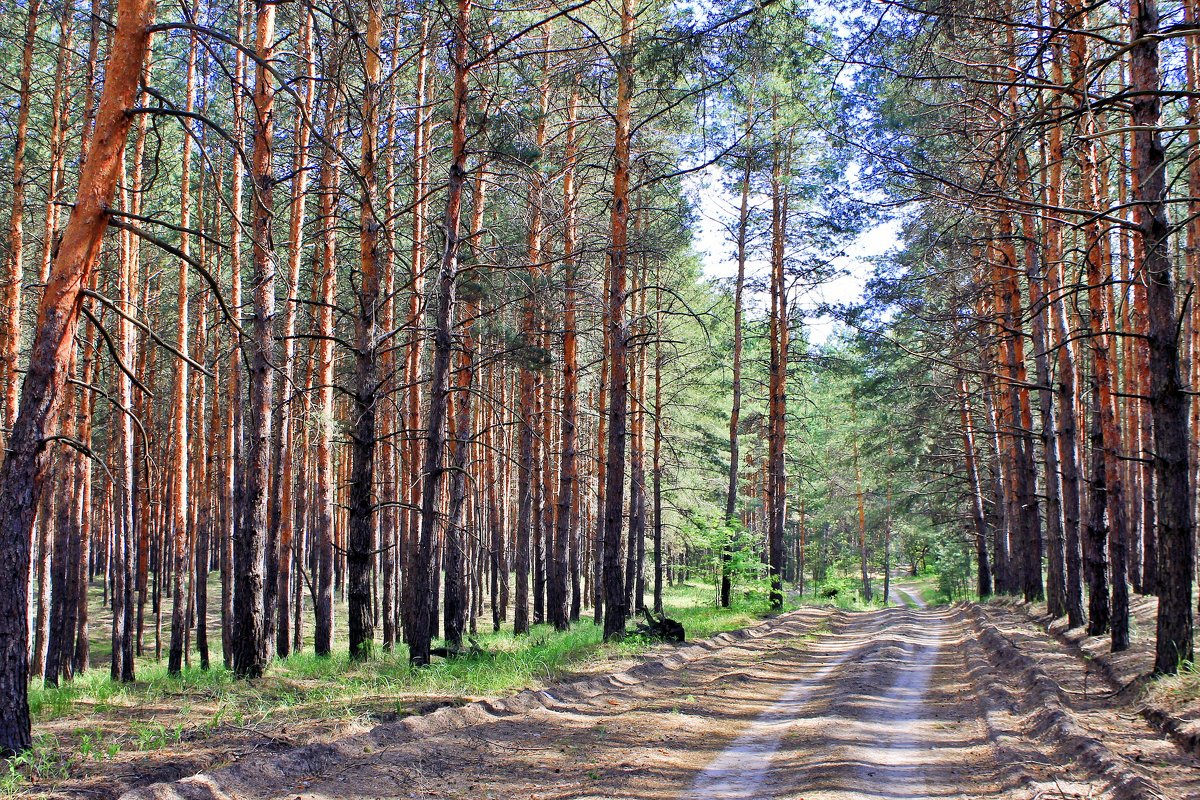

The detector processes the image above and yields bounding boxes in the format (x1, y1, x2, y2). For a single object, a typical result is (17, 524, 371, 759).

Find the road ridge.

(122, 607, 836, 800)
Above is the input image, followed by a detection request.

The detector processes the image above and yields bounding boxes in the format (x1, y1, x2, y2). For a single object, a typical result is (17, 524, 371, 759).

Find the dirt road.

(129, 606, 1200, 800)
(887, 581, 926, 609)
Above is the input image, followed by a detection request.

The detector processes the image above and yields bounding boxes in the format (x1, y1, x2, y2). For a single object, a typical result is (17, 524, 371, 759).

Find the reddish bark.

(0, 0, 157, 752)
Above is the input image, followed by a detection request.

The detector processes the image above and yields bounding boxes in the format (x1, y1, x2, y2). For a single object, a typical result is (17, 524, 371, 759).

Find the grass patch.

(19, 581, 790, 792)
(910, 574, 946, 605)
(1148, 658, 1200, 707)
(3, 582, 800, 797)
(30, 582, 785, 723)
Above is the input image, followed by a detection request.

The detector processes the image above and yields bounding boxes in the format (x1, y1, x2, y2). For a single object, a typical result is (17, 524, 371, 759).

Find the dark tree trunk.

(1053, 299, 1086, 627)
(958, 376, 992, 598)
(409, 0, 470, 664)
(1129, 0, 1195, 673)
(1085, 376, 1111, 637)
(514, 383, 534, 635)
(233, 0, 277, 679)
(0, 0, 156, 750)
(602, 0, 634, 640)
(348, 0, 383, 662)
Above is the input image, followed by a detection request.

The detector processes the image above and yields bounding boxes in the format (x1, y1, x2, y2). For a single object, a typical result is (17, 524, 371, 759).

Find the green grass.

(908, 574, 946, 605)
(9, 582, 798, 796)
(800, 575, 890, 610)
(29, 581, 788, 732)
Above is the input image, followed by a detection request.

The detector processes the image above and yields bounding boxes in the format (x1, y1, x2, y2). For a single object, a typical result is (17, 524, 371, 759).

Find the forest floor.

(16, 582, 793, 799)
(996, 590, 1200, 771)
(21, 582, 1200, 799)
(105, 585, 1200, 800)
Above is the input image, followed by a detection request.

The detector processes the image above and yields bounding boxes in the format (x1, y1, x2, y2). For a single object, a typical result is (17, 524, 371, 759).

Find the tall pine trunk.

(410, 0, 471, 665)
(1130, 0, 1195, 673)
(0, 0, 156, 751)
(602, 0, 635, 640)
(233, 0, 278, 678)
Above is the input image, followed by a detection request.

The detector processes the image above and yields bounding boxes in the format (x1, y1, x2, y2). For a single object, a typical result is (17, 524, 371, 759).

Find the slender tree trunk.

(401, 18, 432, 647)
(994, 213, 1043, 603)
(722, 144, 751, 609)
(167, 22, 197, 676)
(652, 279, 664, 615)
(853, 414, 871, 603)
(766, 126, 789, 611)
(1, 0, 40, 437)
(551, 83, 581, 632)
(348, 0, 383, 661)
(981, 364, 1010, 593)
(223, 0, 248, 671)
(602, 0, 635, 640)
(1043, 33, 1086, 624)
(313, 86, 341, 655)
(31, 6, 77, 683)
(272, 9, 314, 661)
(959, 375, 992, 597)
(626, 253, 646, 616)
(45, 371, 78, 686)
(1014, 145, 1066, 616)
(410, 0, 471, 664)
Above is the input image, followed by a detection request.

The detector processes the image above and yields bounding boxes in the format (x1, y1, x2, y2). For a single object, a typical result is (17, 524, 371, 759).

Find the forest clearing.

(4, 0, 1200, 795)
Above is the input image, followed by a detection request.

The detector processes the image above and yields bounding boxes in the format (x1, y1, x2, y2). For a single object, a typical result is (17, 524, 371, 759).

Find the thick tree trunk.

(0, 0, 156, 751)
(233, 0, 278, 679)
(1130, 0, 1195, 673)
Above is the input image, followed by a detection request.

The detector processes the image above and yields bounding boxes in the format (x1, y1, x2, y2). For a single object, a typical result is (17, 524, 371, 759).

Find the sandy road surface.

(888, 582, 926, 609)
(129, 606, 1200, 800)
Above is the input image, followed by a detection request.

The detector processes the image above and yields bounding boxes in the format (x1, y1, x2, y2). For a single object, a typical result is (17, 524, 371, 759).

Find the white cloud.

(688, 168, 900, 344)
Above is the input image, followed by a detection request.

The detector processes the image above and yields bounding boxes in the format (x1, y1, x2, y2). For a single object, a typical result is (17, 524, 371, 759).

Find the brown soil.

(1025, 593, 1200, 759)
(114, 600, 1200, 800)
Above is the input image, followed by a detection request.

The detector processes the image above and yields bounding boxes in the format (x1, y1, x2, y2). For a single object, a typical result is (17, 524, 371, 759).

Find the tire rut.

(121, 604, 1198, 800)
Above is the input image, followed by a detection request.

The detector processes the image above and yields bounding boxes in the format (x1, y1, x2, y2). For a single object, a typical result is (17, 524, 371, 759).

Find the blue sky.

(689, 166, 900, 344)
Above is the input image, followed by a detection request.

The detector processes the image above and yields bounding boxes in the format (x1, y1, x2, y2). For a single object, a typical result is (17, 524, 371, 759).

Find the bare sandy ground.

(125, 604, 1200, 800)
